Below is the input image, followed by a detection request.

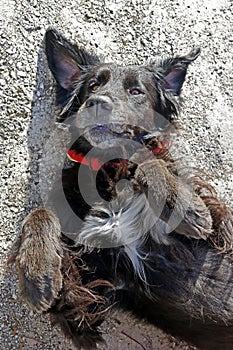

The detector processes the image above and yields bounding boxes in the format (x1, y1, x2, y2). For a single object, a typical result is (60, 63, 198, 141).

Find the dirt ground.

(0, 0, 232, 349)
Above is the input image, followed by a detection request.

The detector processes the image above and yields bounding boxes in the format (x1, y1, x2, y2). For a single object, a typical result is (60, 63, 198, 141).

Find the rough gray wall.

(0, 0, 232, 349)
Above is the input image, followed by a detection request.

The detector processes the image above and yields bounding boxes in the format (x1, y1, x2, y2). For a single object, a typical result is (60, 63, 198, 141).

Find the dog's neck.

(67, 141, 169, 170)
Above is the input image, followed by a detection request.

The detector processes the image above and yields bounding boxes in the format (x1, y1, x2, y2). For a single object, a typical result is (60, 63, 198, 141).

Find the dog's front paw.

(16, 208, 63, 312)
(134, 159, 169, 198)
(135, 159, 213, 239)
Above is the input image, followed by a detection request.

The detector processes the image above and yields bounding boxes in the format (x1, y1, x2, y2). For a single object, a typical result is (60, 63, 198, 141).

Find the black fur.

(10, 29, 233, 350)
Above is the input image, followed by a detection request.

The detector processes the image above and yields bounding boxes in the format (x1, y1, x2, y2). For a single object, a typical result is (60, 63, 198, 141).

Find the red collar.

(67, 141, 169, 171)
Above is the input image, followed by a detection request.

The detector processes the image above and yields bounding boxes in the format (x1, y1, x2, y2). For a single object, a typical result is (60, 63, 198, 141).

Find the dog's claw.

(16, 208, 63, 312)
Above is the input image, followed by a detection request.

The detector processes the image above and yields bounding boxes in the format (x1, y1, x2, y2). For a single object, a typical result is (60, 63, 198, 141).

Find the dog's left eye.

(129, 88, 143, 95)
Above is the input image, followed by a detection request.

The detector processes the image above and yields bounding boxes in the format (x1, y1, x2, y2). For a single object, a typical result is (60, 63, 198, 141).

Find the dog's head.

(45, 29, 199, 163)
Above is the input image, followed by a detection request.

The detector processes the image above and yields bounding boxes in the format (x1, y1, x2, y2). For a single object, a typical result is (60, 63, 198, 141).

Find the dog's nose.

(85, 96, 113, 112)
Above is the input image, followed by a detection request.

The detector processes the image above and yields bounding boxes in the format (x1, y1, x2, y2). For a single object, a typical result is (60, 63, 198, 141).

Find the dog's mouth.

(67, 123, 170, 170)
(83, 123, 149, 147)
(85, 124, 132, 145)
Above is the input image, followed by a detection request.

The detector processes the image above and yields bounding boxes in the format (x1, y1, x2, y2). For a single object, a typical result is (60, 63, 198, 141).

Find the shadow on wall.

(3, 35, 67, 350)
(26, 42, 57, 211)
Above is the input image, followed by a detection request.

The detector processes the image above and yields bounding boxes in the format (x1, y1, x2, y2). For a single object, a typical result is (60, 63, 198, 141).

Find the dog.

(9, 29, 233, 350)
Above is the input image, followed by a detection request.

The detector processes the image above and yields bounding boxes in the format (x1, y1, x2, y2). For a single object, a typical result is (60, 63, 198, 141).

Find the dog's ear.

(45, 29, 100, 90)
(45, 29, 100, 106)
(151, 49, 200, 120)
(159, 48, 200, 95)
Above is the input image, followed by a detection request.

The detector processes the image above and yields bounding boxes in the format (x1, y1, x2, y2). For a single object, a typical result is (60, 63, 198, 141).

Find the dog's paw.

(169, 192, 213, 239)
(135, 159, 213, 239)
(134, 158, 170, 198)
(16, 208, 63, 312)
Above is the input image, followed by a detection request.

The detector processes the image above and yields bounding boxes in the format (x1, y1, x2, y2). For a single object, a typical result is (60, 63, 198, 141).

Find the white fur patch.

(77, 192, 156, 248)
(77, 190, 173, 286)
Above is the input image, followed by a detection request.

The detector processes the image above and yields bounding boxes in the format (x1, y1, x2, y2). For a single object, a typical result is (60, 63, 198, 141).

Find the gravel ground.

(0, 0, 232, 349)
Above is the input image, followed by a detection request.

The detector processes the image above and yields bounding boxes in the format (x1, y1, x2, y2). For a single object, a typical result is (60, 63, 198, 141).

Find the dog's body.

(11, 30, 233, 349)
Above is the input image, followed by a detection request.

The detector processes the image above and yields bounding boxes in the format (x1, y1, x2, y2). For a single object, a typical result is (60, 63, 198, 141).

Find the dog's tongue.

(67, 140, 169, 171)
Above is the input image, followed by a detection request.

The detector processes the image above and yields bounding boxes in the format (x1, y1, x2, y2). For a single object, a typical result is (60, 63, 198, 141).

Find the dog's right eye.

(89, 82, 101, 92)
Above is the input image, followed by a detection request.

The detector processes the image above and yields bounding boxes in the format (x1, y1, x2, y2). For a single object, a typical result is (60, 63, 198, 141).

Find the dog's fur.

(10, 29, 233, 350)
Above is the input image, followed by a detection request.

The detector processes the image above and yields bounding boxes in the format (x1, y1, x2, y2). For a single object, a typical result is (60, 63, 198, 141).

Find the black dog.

(10, 29, 233, 350)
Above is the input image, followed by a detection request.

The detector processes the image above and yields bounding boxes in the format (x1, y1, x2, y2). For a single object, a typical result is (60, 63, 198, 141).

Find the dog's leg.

(11, 208, 114, 349)
(135, 159, 213, 240)
(15, 208, 63, 312)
